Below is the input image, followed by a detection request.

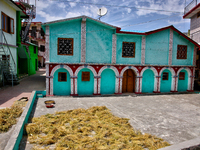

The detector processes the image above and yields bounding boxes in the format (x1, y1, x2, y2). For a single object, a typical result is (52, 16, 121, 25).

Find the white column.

(154, 76, 158, 92)
(112, 34, 116, 64)
(98, 78, 101, 94)
(136, 76, 142, 93)
(171, 75, 175, 91)
(45, 26, 50, 62)
(157, 77, 161, 92)
(153, 76, 161, 93)
(94, 76, 101, 94)
(46, 64, 49, 95)
(119, 78, 123, 93)
(50, 78, 53, 95)
(169, 29, 173, 65)
(115, 77, 119, 93)
(141, 36, 146, 65)
(70, 78, 74, 95)
(81, 17, 86, 63)
(174, 76, 178, 92)
(94, 77, 97, 94)
(75, 78, 78, 95)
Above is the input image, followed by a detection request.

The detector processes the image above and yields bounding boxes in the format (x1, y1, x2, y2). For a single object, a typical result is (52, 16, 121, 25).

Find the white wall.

(0, 0, 18, 74)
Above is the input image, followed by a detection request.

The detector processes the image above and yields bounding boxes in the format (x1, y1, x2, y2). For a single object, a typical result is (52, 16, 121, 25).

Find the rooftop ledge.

(184, 0, 200, 18)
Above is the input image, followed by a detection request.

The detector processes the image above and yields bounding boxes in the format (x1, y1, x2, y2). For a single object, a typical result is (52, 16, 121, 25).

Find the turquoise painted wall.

(100, 69, 115, 94)
(86, 20, 115, 64)
(78, 68, 94, 95)
(145, 29, 170, 65)
(160, 69, 172, 92)
(116, 34, 142, 64)
(53, 68, 71, 95)
(178, 70, 188, 92)
(172, 31, 194, 66)
(142, 69, 154, 93)
(49, 19, 81, 63)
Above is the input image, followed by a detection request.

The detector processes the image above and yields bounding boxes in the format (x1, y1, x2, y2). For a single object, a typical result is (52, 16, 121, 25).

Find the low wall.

(4, 91, 46, 150)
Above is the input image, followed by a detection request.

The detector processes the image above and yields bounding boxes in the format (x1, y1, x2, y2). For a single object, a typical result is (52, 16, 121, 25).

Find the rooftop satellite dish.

(97, 7, 108, 20)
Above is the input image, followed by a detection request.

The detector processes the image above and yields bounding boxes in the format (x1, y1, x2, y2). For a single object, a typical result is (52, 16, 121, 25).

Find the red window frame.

(1, 12, 14, 34)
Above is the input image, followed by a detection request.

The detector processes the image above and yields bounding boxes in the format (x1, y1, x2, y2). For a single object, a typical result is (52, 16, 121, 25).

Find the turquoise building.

(42, 16, 199, 96)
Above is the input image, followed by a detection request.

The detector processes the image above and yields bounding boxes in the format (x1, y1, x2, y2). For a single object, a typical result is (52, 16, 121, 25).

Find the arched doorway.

(101, 69, 115, 94)
(122, 69, 136, 93)
(53, 68, 71, 96)
(77, 68, 94, 95)
(160, 69, 172, 92)
(142, 69, 154, 93)
(178, 70, 188, 92)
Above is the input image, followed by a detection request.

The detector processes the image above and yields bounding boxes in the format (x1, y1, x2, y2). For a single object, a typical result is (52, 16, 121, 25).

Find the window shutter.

(82, 72, 90, 81)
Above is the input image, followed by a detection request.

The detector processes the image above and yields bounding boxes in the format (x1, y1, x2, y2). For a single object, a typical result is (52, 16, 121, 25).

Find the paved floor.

(31, 94, 200, 146)
(0, 69, 46, 108)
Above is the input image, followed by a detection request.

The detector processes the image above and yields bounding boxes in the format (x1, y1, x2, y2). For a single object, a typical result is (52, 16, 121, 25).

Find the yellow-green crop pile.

(26, 106, 170, 150)
(0, 101, 25, 132)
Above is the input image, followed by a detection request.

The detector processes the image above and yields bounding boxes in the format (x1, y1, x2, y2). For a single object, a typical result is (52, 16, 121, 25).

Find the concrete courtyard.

(31, 93, 200, 146)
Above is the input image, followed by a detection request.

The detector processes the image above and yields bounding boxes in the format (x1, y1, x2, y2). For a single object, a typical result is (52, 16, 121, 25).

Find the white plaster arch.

(159, 67, 175, 76)
(158, 67, 176, 92)
(176, 67, 192, 91)
(97, 66, 119, 76)
(50, 65, 73, 77)
(75, 65, 97, 76)
(140, 66, 158, 76)
(97, 66, 119, 94)
(74, 65, 98, 95)
(50, 65, 74, 95)
(119, 66, 140, 93)
(120, 66, 139, 76)
(140, 66, 159, 92)
(177, 67, 192, 76)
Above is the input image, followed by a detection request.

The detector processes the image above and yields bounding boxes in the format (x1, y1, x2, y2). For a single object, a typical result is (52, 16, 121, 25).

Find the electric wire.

(49, 0, 183, 14)
(50, 14, 182, 36)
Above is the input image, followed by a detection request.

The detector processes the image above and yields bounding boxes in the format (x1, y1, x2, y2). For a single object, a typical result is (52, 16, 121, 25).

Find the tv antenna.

(97, 7, 108, 20)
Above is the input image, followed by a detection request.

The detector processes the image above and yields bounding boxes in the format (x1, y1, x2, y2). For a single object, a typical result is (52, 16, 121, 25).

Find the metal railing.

(184, 0, 200, 14)
(0, 29, 17, 86)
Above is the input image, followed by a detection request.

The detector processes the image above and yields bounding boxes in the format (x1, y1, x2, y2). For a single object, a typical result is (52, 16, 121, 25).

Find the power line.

(49, 14, 183, 36)
(121, 14, 183, 28)
(50, 0, 183, 14)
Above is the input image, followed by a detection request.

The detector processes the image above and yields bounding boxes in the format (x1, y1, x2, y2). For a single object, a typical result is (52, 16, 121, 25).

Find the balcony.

(184, 0, 200, 15)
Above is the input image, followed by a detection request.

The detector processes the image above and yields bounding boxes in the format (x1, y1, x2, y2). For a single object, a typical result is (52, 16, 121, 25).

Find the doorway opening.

(122, 69, 136, 93)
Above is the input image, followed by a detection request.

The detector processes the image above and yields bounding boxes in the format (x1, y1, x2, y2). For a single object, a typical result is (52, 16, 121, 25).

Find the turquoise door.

(101, 69, 115, 94)
(53, 68, 71, 95)
(160, 69, 172, 92)
(142, 69, 154, 93)
(78, 68, 94, 95)
(178, 70, 188, 92)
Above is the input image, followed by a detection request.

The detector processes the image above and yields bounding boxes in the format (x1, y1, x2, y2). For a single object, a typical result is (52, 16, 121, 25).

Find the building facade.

(183, 0, 200, 82)
(15, 0, 38, 76)
(0, 0, 23, 86)
(42, 16, 199, 96)
(28, 22, 45, 68)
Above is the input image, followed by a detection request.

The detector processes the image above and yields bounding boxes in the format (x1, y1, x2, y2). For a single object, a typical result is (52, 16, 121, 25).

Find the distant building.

(42, 16, 200, 96)
(28, 22, 45, 68)
(183, 0, 200, 82)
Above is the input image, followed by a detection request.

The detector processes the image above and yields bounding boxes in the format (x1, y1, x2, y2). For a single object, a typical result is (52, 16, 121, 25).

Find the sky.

(29, 0, 194, 33)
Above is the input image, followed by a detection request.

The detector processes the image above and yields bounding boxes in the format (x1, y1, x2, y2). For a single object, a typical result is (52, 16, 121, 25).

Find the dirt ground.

(19, 93, 200, 149)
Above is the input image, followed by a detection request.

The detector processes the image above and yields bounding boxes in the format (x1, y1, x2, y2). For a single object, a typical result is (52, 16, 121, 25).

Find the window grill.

(58, 38, 73, 55)
(122, 42, 135, 57)
(177, 45, 187, 59)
